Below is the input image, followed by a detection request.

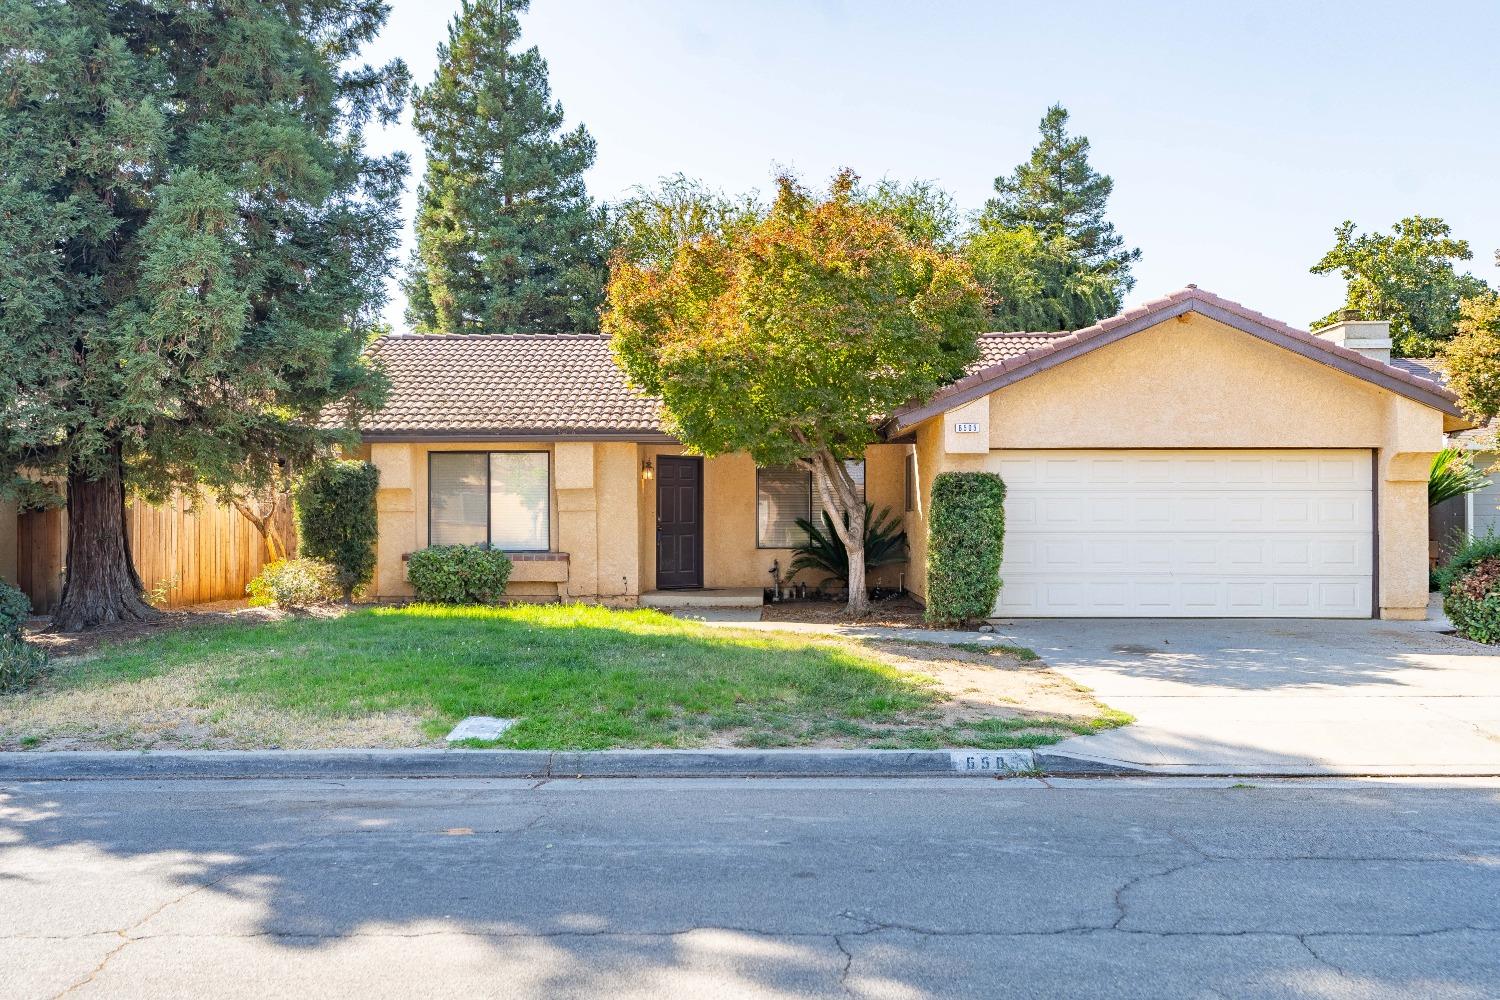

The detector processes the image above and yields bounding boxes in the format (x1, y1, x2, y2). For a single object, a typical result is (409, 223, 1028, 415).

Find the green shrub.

(406, 545, 514, 604)
(0, 636, 47, 693)
(1435, 531, 1500, 596)
(925, 471, 1006, 624)
(246, 559, 341, 610)
(295, 460, 379, 601)
(0, 580, 30, 639)
(1444, 554, 1500, 643)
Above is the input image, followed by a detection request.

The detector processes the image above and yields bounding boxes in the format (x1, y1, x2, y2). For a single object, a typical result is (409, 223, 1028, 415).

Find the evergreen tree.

(407, 0, 607, 333)
(0, 1, 404, 630)
(978, 104, 1139, 327)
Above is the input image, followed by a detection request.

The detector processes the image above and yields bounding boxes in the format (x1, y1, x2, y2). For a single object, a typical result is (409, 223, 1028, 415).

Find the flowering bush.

(246, 559, 341, 610)
(1443, 554, 1500, 644)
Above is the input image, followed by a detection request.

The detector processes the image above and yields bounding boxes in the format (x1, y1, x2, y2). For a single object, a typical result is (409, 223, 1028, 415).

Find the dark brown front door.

(656, 456, 703, 590)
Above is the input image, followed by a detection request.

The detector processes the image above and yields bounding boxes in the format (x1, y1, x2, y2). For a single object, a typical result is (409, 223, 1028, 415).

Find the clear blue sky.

(363, 0, 1498, 332)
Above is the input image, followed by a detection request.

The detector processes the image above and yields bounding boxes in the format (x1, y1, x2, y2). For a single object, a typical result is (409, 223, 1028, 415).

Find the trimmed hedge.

(925, 471, 1006, 624)
(0, 580, 30, 640)
(1439, 532, 1500, 643)
(295, 460, 379, 601)
(406, 545, 514, 604)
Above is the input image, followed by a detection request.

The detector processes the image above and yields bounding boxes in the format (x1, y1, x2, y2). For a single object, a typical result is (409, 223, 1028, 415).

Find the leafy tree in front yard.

(977, 104, 1140, 328)
(605, 170, 987, 615)
(0, 1, 403, 630)
(406, 0, 608, 333)
(1310, 216, 1490, 357)
(608, 174, 763, 271)
(1442, 292, 1500, 423)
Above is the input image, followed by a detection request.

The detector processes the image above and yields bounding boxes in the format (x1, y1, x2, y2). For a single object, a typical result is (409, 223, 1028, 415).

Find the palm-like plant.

(1429, 447, 1490, 507)
(790, 504, 908, 589)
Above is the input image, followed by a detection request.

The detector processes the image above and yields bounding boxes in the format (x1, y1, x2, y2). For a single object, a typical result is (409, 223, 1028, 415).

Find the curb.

(0, 748, 1150, 781)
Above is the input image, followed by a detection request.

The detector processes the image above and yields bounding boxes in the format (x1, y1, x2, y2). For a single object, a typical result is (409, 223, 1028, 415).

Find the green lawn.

(4, 604, 1128, 750)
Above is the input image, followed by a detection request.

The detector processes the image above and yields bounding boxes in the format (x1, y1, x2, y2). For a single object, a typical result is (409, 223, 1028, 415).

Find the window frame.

(904, 453, 916, 513)
(427, 449, 552, 553)
(754, 460, 866, 550)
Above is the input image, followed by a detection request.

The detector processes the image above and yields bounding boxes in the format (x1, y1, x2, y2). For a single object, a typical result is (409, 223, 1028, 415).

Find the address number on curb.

(951, 750, 1031, 773)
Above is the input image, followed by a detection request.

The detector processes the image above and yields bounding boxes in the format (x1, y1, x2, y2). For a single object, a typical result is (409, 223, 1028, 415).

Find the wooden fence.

(17, 492, 296, 614)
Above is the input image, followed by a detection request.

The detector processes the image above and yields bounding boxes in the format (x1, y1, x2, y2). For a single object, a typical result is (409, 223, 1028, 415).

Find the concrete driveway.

(992, 611, 1500, 775)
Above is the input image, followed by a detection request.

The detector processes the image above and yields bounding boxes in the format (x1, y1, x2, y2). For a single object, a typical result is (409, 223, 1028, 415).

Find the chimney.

(1315, 310, 1392, 364)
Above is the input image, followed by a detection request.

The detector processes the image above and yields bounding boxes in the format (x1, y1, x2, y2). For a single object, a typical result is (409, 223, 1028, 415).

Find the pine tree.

(0, 1, 404, 630)
(979, 104, 1139, 327)
(407, 0, 607, 334)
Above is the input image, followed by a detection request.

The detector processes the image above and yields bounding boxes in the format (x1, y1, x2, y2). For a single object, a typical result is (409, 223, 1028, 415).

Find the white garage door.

(993, 450, 1373, 618)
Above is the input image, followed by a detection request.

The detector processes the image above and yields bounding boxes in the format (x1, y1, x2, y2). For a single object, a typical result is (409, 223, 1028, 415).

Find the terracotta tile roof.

(355, 289, 1465, 440)
(889, 285, 1464, 431)
(1390, 357, 1446, 385)
(360, 334, 667, 439)
(974, 332, 1070, 370)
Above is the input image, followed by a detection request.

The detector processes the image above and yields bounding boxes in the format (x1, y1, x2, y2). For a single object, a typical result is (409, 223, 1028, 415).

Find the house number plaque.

(954, 422, 981, 433)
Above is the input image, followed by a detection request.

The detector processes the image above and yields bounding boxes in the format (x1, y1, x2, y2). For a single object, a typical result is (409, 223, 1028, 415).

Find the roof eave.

(889, 295, 1464, 433)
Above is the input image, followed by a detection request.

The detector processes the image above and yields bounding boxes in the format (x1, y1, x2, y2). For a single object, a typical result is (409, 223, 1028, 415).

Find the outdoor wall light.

(641, 459, 654, 482)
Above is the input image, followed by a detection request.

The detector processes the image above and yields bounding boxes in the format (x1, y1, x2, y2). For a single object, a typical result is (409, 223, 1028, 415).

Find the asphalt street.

(2, 776, 1497, 999)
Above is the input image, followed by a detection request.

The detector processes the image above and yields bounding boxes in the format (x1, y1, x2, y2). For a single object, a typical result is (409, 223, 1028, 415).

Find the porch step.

(640, 588, 765, 610)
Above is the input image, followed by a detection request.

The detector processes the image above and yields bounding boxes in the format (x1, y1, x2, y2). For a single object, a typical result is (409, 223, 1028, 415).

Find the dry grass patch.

(1, 604, 1127, 751)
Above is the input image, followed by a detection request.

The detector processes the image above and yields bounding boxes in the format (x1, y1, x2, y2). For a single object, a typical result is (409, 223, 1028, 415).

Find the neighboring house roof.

(888, 286, 1465, 432)
(1389, 356, 1497, 450)
(360, 334, 668, 440)
(1390, 357, 1446, 384)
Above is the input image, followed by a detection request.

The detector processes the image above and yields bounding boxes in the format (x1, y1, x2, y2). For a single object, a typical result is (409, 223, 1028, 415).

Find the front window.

(756, 460, 865, 549)
(429, 451, 550, 551)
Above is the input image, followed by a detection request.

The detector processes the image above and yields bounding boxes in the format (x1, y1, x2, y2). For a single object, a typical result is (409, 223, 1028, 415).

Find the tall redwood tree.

(0, 2, 403, 630)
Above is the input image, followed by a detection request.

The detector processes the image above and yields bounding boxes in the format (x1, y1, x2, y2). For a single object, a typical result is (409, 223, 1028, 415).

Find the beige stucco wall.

(904, 313, 1446, 619)
(370, 439, 909, 602)
(636, 444, 909, 593)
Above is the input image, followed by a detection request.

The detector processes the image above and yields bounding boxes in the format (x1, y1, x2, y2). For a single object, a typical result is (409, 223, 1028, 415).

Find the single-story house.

(358, 286, 1467, 620)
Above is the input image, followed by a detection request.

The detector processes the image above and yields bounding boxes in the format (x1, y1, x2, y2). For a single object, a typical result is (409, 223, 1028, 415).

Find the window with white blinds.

(756, 460, 865, 549)
(428, 452, 550, 552)
(489, 452, 549, 551)
(429, 453, 488, 546)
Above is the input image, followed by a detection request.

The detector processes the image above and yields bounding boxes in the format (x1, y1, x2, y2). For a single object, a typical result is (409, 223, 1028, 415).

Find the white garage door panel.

(993, 450, 1373, 618)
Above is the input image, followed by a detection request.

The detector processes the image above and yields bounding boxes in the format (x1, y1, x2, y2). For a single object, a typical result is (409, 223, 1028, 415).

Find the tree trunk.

(806, 450, 869, 617)
(51, 449, 163, 632)
(230, 496, 287, 562)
